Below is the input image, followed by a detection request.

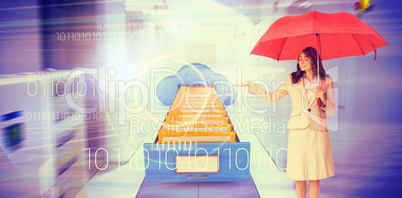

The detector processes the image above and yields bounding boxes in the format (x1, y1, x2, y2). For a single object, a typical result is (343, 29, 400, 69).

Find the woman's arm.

(246, 74, 290, 104)
(321, 77, 336, 116)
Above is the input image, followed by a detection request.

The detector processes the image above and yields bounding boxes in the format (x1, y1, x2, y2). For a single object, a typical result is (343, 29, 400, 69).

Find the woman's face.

(298, 52, 312, 71)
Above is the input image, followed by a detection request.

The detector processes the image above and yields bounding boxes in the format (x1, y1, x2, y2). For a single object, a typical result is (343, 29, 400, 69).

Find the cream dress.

(248, 73, 336, 181)
(285, 74, 335, 181)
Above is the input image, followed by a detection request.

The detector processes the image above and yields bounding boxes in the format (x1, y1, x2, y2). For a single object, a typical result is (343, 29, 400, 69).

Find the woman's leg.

(308, 180, 320, 198)
(295, 180, 307, 198)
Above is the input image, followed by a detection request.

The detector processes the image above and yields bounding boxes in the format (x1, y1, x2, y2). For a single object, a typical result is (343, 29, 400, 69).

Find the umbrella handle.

(317, 97, 323, 119)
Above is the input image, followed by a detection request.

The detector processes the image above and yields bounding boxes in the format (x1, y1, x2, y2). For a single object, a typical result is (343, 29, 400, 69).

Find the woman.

(239, 47, 336, 198)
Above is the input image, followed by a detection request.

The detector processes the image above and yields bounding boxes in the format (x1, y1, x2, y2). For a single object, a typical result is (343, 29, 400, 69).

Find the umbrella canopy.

(250, 11, 388, 61)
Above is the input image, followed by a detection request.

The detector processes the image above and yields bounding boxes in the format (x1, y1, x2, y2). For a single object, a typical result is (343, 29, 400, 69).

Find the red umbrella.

(250, 10, 388, 112)
(251, 10, 388, 61)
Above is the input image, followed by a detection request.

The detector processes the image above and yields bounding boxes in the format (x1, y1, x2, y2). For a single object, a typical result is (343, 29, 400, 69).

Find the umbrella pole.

(316, 33, 322, 110)
(316, 33, 320, 88)
(317, 51, 320, 87)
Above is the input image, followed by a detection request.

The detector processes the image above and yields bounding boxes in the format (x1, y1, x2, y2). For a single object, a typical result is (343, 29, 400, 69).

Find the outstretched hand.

(232, 81, 254, 87)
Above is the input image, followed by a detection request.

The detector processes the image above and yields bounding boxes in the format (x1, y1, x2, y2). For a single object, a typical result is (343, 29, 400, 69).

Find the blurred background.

(0, 0, 401, 197)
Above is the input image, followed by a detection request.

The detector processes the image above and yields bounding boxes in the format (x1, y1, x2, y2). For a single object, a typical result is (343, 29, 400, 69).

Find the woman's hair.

(291, 47, 326, 84)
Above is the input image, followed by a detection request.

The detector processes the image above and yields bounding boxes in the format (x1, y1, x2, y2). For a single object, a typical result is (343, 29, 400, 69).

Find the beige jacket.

(248, 74, 336, 131)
